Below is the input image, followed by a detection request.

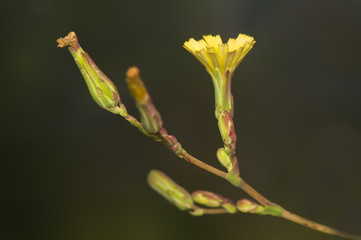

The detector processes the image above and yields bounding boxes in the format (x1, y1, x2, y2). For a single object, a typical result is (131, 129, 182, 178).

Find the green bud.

(57, 32, 121, 114)
(192, 190, 236, 214)
(216, 148, 242, 187)
(260, 205, 284, 217)
(222, 200, 237, 214)
(236, 199, 283, 217)
(216, 148, 233, 172)
(226, 171, 243, 187)
(126, 67, 163, 133)
(236, 199, 264, 213)
(218, 110, 236, 152)
(191, 190, 223, 208)
(147, 170, 194, 211)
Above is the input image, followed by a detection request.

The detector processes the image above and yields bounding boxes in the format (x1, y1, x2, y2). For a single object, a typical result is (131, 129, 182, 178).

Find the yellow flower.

(183, 34, 255, 77)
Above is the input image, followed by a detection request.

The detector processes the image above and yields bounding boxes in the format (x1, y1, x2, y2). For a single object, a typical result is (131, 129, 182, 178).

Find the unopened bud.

(237, 199, 284, 217)
(192, 190, 223, 208)
(216, 148, 233, 172)
(236, 199, 264, 213)
(147, 170, 194, 211)
(57, 32, 121, 114)
(217, 148, 242, 187)
(260, 205, 284, 217)
(222, 200, 237, 214)
(192, 190, 237, 214)
(218, 110, 236, 152)
(126, 67, 163, 133)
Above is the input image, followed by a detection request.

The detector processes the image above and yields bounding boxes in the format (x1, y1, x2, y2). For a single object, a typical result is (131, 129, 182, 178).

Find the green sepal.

(218, 68, 233, 116)
(119, 104, 128, 117)
(189, 208, 204, 216)
(191, 190, 236, 213)
(259, 205, 284, 217)
(211, 68, 233, 119)
(236, 199, 283, 217)
(217, 148, 233, 172)
(209, 68, 221, 119)
(226, 172, 243, 187)
(222, 201, 237, 214)
(135, 100, 163, 134)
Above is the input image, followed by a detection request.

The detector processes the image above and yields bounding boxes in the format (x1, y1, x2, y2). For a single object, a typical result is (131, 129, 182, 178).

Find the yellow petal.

(184, 33, 255, 77)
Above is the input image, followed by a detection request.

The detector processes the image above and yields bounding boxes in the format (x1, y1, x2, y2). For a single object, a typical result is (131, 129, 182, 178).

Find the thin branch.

(282, 210, 361, 240)
(119, 111, 361, 240)
(180, 150, 227, 179)
(195, 207, 229, 215)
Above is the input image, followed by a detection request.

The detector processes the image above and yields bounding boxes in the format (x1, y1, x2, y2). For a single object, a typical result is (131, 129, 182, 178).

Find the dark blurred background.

(1, 0, 361, 239)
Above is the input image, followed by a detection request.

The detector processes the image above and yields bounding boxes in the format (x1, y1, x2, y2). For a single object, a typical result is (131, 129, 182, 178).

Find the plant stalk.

(120, 109, 360, 240)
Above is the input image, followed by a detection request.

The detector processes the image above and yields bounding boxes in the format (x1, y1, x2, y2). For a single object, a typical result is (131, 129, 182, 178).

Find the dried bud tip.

(126, 67, 163, 133)
(126, 66, 140, 79)
(56, 31, 78, 48)
(126, 66, 149, 103)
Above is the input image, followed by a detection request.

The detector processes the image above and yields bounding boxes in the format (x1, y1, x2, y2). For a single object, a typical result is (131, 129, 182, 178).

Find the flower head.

(184, 34, 256, 118)
(184, 34, 255, 77)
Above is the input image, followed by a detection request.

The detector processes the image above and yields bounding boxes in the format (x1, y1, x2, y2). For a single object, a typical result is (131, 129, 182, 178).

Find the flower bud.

(57, 32, 121, 114)
(126, 67, 163, 133)
(260, 205, 284, 217)
(218, 110, 236, 152)
(184, 34, 255, 118)
(191, 190, 223, 208)
(222, 200, 237, 214)
(217, 148, 242, 187)
(216, 148, 233, 172)
(147, 170, 194, 211)
(192, 190, 237, 214)
(236, 199, 264, 213)
(236, 199, 284, 217)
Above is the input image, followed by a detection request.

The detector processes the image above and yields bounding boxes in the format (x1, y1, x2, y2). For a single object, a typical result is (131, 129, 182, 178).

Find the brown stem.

(181, 149, 361, 239)
(183, 150, 275, 207)
(237, 180, 274, 207)
(182, 151, 227, 179)
(157, 130, 361, 239)
(196, 207, 229, 215)
(282, 210, 361, 240)
(119, 113, 360, 239)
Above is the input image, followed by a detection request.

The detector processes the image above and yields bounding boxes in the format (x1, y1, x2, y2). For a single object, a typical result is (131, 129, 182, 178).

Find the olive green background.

(1, 0, 361, 239)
